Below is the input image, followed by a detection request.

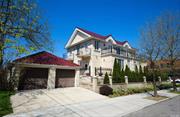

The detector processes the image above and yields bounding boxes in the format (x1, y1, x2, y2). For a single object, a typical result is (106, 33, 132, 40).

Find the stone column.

(109, 76, 112, 87)
(14, 67, 21, 91)
(143, 76, 147, 83)
(75, 69, 80, 87)
(7, 70, 11, 81)
(91, 66, 95, 77)
(158, 76, 161, 83)
(47, 67, 56, 89)
(125, 76, 128, 84)
(93, 77, 98, 92)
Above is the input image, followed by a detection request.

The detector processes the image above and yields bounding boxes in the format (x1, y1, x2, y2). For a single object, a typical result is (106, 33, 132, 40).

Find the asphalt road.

(123, 95, 180, 117)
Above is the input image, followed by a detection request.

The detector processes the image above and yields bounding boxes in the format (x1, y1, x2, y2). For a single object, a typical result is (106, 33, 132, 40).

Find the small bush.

(110, 86, 154, 97)
(99, 85, 113, 96)
(157, 83, 173, 90)
(104, 72, 109, 84)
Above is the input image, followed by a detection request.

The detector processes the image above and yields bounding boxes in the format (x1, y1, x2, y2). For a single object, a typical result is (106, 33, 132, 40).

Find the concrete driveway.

(11, 87, 108, 114)
(7, 90, 179, 117)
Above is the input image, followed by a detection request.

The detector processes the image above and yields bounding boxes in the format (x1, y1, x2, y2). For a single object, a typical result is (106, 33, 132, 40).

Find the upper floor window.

(95, 40, 99, 50)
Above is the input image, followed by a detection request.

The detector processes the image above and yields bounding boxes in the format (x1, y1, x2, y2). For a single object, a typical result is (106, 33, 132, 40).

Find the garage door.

(18, 68, 48, 90)
(55, 69, 75, 88)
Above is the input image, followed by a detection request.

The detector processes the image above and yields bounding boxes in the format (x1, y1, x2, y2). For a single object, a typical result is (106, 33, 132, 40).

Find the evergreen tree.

(139, 65, 143, 74)
(134, 65, 139, 82)
(112, 59, 118, 83)
(125, 65, 130, 77)
(139, 65, 143, 82)
(104, 72, 109, 84)
(121, 68, 125, 82)
(144, 66, 150, 81)
(116, 60, 121, 83)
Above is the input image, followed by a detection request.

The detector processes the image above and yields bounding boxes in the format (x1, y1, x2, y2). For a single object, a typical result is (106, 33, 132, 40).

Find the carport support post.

(14, 66, 21, 91)
(47, 67, 56, 89)
(75, 69, 80, 87)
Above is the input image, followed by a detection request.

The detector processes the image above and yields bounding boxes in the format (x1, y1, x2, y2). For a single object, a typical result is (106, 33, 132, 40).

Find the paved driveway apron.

(10, 87, 108, 114)
(7, 89, 178, 117)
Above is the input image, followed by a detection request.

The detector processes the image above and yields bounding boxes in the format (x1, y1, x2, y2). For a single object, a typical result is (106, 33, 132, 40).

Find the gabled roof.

(77, 27, 128, 46)
(14, 51, 79, 67)
(115, 40, 127, 46)
(76, 27, 111, 40)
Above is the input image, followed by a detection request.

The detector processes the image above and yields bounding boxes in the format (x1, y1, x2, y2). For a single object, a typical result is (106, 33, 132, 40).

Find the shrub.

(104, 72, 109, 84)
(99, 85, 113, 96)
(110, 86, 154, 97)
(157, 83, 173, 90)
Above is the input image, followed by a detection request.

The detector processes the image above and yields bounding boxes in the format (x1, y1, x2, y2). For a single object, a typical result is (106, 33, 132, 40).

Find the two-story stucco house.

(65, 27, 146, 77)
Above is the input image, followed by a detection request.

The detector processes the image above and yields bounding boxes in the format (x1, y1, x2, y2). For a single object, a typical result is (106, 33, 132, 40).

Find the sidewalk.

(5, 90, 179, 117)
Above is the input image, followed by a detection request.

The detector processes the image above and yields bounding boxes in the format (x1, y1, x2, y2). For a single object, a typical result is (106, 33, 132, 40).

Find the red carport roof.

(14, 51, 79, 67)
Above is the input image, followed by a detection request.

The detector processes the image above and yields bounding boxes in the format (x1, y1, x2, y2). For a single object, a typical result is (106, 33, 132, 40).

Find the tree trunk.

(170, 61, 177, 91)
(152, 71, 157, 97)
(150, 61, 157, 97)
(0, 43, 4, 68)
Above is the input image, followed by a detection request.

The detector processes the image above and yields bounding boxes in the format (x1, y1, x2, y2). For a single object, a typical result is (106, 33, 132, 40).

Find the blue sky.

(40, 0, 180, 57)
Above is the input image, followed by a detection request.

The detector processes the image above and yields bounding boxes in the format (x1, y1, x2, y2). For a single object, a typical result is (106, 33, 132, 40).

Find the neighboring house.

(8, 51, 80, 90)
(65, 27, 146, 77)
(152, 60, 180, 75)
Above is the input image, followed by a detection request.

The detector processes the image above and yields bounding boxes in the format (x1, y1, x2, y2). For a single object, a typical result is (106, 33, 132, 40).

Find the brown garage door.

(55, 69, 75, 88)
(18, 68, 48, 90)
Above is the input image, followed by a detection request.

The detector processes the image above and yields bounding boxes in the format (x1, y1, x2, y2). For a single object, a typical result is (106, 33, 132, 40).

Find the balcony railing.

(77, 48, 91, 57)
(101, 48, 136, 59)
(63, 53, 74, 60)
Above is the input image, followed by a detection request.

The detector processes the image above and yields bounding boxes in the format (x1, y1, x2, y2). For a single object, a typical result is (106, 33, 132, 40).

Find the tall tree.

(157, 12, 180, 91)
(134, 65, 139, 82)
(104, 72, 109, 84)
(0, 0, 53, 67)
(116, 59, 121, 83)
(112, 59, 121, 83)
(112, 58, 118, 83)
(139, 20, 163, 96)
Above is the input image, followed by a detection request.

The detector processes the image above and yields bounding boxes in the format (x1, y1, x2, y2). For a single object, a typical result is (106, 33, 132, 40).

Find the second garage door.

(55, 69, 75, 88)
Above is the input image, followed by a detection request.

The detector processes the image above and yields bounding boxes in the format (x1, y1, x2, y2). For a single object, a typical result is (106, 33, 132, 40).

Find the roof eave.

(11, 62, 81, 69)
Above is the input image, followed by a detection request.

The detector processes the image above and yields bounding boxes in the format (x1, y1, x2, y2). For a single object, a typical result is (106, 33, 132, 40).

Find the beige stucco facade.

(65, 28, 147, 77)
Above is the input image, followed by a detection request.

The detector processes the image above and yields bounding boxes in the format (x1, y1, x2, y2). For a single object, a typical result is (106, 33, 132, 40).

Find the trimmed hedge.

(157, 83, 180, 90)
(110, 86, 153, 97)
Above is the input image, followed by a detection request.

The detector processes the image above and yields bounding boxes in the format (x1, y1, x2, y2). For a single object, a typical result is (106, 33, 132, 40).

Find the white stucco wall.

(66, 32, 147, 76)
(71, 32, 88, 45)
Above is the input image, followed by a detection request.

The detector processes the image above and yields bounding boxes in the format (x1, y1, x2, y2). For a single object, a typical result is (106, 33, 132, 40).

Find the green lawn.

(0, 91, 14, 117)
(170, 90, 180, 94)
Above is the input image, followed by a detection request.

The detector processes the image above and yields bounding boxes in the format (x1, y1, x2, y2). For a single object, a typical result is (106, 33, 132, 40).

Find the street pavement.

(123, 95, 180, 117)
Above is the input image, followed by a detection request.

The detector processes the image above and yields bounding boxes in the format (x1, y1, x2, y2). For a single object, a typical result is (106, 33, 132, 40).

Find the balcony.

(64, 53, 74, 60)
(101, 48, 136, 59)
(77, 48, 91, 58)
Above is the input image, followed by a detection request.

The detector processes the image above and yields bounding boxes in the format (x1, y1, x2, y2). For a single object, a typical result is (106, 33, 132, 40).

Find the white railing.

(101, 48, 136, 59)
(67, 53, 74, 60)
(77, 48, 91, 56)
